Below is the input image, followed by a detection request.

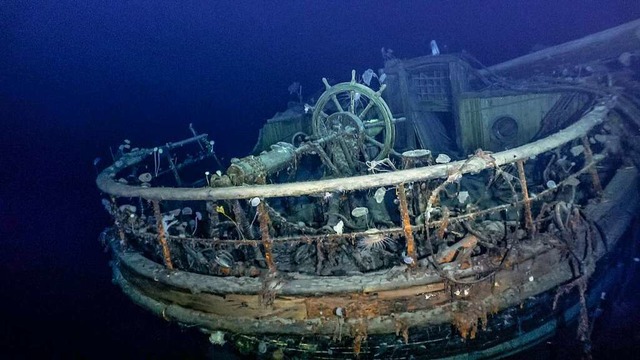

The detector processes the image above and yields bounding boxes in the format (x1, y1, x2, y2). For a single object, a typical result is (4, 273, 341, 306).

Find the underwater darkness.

(2, 0, 640, 358)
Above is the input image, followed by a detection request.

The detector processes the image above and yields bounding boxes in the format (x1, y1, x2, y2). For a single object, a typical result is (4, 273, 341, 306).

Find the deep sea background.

(2, 1, 640, 359)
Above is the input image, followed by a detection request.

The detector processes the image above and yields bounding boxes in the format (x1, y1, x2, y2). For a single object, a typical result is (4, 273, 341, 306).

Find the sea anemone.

(138, 172, 153, 183)
(358, 229, 394, 250)
(374, 187, 387, 203)
(351, 207, 370, 227)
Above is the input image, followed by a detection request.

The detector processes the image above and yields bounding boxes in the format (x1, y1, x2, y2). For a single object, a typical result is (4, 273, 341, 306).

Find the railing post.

(205, 201, 220, 238)
(257, 199, 277, 273)
(581, 136, 603, 196)
(397, 183, 417, 266)
(152, 200, 174, 270)
(516, 160, 535, 235)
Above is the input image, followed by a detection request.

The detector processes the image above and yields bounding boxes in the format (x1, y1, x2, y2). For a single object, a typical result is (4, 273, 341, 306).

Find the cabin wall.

(383, 56, 470, 153)
(457, 93, 562, 153)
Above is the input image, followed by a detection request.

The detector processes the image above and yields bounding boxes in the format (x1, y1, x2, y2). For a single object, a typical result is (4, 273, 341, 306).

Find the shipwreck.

(97, 20, 640, 359)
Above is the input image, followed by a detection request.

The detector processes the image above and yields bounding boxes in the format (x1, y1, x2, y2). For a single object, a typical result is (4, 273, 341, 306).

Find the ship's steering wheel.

(311, 70, 395, 161)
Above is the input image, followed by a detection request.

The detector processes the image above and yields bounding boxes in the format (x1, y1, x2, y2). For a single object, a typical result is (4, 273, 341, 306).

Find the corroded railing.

(98, 101, 616, 280)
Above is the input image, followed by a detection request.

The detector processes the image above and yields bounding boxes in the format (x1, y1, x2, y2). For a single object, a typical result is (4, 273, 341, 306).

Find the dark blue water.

(2, 1, 640, 358)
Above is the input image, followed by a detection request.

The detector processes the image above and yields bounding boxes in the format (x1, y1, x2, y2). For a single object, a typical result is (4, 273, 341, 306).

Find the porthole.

(492, 116, 519, 142)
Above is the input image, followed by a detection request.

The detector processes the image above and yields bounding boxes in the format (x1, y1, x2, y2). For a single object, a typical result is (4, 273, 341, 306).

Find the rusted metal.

(582, 136, 604, 196)
(231, 199, 253, 239)
(257, 199, 277, 273)
(437, 206, 450, 240)
(151, 200, 174, 270)
(397, 183, 417, 266)
(516, 160, 536, 235)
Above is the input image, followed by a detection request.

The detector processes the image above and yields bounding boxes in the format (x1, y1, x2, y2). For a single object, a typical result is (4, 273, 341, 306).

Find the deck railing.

(98, 101, 615, 279)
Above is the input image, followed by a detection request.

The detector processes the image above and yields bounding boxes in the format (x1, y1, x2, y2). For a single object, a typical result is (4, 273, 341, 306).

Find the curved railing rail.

(97, 104, 610, 201)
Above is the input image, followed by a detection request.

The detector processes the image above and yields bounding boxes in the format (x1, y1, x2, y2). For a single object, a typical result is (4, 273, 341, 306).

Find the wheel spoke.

(365, 134, 385, 149)
(359, 142, 371, 162)
(358, 101, 375, 119)
(349, 91, 355, 114)
(330, 95, 344, 113)
(363, 119, 383, 129)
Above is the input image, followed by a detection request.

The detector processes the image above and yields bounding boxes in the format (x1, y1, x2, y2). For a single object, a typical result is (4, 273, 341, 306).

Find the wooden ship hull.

(97, 20, 640, 359)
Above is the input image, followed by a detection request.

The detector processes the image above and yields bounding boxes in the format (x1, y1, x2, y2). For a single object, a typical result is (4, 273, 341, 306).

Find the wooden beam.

(485, 19, 640, 78)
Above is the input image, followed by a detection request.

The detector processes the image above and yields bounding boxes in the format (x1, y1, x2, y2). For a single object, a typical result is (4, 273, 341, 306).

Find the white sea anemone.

(351, 207, 369, 218)
(208, 331, 226, 346)
(351, 207, 369, 227)
(138, 172, 152, 183)
(333, 220, 344, 235)
(435, 154, 451, 164)
(374, 187, 387, 204)
(362, 68, 377, 86)
(457, 191, 469, 204)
